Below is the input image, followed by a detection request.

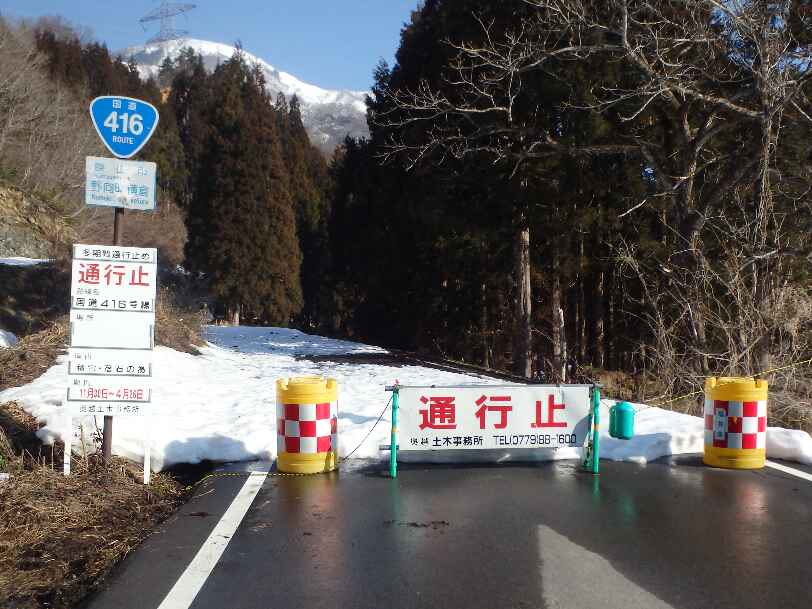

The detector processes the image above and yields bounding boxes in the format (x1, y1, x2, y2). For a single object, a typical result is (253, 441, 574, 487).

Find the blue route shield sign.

(89, 96, 159, 159)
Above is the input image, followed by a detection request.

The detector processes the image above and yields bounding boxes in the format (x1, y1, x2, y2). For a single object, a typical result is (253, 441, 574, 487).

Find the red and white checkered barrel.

(276, 377, 338, 474)
(703, 377, 767, 470)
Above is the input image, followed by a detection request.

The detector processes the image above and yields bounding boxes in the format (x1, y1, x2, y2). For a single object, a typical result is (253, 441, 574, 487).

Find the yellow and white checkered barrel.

(276, 376, 338, 474)
(703, 377, 767, 470)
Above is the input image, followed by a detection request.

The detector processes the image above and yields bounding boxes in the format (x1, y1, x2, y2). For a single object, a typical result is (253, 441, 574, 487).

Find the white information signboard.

(85, 156, 157, 211)
(68, 245, 157, 416)
(397, 385, 591, 451)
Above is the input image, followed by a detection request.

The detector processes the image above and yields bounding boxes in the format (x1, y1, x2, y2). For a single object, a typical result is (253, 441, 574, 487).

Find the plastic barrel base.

(703, 447, 766, 470)
(277, 451, 338, 474)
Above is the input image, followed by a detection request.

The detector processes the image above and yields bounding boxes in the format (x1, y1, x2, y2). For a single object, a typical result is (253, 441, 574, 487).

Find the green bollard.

(609, 401, 635, 440)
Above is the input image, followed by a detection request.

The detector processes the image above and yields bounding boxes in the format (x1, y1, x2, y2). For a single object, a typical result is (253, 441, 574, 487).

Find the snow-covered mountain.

(118, 39, 369, 154)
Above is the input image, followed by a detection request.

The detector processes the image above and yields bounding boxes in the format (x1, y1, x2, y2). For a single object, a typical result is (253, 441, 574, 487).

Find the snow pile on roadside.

(762, 427, 812, 464)
(0, 257, 51, 267)
(0, 327, 506, 470)
(595, 404, 812, 465)
(1, 325, 810, 469)
(597, 405, 706, 463)
(0, 329, 17, 348)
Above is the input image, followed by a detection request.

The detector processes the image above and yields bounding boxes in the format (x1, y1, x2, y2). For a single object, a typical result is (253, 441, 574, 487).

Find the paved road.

(84, 457, 812, 609)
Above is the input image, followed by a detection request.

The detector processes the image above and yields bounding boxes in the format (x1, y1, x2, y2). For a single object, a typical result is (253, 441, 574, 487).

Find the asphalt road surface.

(84, 457, 812, 609)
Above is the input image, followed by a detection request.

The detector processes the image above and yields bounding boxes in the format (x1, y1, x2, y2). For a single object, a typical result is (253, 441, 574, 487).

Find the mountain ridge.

(118, 38, 369, 154)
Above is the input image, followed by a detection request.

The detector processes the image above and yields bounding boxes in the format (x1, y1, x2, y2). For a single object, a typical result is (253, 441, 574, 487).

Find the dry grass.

(573, 365, 661, 403)
(0, 319, 67, 393)
(0, 402, 184, 609)
(760, 375, 812, 434)
(154, 287, 207, 354)
(76, 202, 188, 269)
(0, 263, 70, 337)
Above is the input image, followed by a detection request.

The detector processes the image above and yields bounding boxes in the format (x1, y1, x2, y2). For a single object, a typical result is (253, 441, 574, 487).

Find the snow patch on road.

(1, 326, 810, 470)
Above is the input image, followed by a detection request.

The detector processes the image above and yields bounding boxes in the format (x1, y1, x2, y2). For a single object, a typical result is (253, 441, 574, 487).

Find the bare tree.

(374, 1, 812, 387)
(0, 18, 99, 204)
(519, 0, 812, 375)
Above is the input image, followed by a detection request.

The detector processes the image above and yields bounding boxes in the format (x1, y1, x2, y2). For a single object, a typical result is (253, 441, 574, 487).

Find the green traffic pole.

(390, 387, 399, 479)
(592, 386, 601, 475)
(582, 400, 593, 470)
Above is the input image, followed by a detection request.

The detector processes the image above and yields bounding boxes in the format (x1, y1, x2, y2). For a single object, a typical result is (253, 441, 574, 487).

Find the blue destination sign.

(89, 96, 159, 159)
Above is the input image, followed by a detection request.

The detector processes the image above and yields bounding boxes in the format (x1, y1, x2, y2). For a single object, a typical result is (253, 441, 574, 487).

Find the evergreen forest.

(3, 1, 811, 417)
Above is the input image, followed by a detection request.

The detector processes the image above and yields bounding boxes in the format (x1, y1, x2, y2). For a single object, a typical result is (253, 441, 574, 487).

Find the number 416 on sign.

(89, 96, 159, 159)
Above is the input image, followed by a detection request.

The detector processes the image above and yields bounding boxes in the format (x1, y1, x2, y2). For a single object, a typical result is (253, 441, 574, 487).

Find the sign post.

(69, 95, 160, 475)
(105, 208, 121, 464)
(66, 245, 157, 481)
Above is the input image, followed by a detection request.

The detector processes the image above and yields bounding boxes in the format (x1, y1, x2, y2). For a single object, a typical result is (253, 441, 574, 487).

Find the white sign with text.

(68, 245, 157, 416)
(397, 385, 592, 451)
(85, 156, 157, 210)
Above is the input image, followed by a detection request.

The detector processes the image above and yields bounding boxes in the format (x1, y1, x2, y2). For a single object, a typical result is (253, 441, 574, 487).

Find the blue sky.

(1, 1, 420, 90)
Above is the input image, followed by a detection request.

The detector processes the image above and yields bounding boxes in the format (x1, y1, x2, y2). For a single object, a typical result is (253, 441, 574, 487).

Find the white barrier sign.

(398, 385, 591, 451)
(68, 245, 157, 416)
(85, 156, 156, 210)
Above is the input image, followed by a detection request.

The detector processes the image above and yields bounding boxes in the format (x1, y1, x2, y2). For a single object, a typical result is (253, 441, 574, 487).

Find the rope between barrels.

(184, 395, 393, 491)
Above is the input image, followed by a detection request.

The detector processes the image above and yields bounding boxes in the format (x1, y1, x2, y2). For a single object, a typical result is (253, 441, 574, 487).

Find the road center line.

(765, 460, 812, 483)
(156, 468, 270, 609)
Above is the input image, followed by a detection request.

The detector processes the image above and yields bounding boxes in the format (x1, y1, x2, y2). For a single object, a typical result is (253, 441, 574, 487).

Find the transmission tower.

(140, 1, 196, 44)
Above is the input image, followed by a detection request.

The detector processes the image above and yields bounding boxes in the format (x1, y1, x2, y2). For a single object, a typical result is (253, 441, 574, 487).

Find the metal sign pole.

(100, 207, 124, 464)
(581, 385, 601, 474)
(390, 386, 399, 479)
(591, 385, 601, 475)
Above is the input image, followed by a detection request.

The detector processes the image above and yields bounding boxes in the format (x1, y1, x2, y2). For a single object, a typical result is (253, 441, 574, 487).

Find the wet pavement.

(85, 457, 812, 609)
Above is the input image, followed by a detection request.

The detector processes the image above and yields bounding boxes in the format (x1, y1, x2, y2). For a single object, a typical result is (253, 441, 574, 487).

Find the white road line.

(765, 460, 812, 483)
(156, 468, 270, 609)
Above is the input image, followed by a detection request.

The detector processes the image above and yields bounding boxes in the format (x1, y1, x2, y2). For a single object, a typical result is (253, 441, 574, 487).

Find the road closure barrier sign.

(397, 385, 592, 451)
(67, 244, 157, 416)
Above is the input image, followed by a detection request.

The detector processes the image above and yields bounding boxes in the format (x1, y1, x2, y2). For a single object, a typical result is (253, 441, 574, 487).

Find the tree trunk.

(513, 225, 532, 378)
(578, 236, 587, 365)
(594, 268, 605, 369)
(551, 255, 567, 383)
(481, 282, 491, 369)
(609, 268, 619, 369)
(691, 299, 710, 376)
(753, 114, 776, 377)
(226, 303, 241, 326)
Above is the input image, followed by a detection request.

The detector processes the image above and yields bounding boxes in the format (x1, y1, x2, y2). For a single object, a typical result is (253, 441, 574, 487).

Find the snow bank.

(763, 427, 812, 465)
(0, 329, 17, 348)
(1, 325, 810, 469)
(0, 257, 51, 267)
(598, 404, 706, 463)
(0, 327, 505, 470)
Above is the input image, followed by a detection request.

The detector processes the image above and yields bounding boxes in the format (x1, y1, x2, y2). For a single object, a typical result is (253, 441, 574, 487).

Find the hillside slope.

(0, 184, 73, 259)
